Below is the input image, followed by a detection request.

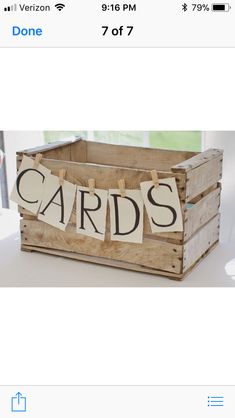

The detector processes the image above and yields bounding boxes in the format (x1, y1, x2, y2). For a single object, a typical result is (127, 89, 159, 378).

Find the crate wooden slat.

(184, 186, 221, 240)
(19, 185, 221, 245)
(17, 139, 223, 280)
(183, 214, 220, 273)
(21, 219, 183, 274)
(172, 148, 223, 201)
(85, 140, 196, 171)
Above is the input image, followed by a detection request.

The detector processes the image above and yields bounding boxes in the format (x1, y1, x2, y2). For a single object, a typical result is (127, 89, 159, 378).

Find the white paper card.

(10, 155, 51, 214)
(76, 186, 108, 241)
(109, 189, 144, 243)
(140, 178, 183, 233)
(38, 174, 76, 231)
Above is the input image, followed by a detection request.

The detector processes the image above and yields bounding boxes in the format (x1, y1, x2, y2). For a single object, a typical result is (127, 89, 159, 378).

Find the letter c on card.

(16, 168, 45, 204)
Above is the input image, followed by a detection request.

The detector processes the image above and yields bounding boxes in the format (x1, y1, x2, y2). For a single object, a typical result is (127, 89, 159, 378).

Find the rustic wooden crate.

(17, 138, 223, 280)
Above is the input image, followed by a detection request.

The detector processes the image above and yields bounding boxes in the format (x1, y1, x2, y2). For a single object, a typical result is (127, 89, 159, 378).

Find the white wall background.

(203, 131, 235, 243)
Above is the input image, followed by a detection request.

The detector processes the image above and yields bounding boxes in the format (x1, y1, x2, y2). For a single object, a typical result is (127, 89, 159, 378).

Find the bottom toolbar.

(0, 386, 234, 417)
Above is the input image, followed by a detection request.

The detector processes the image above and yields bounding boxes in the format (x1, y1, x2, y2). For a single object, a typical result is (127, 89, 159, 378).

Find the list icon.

(208, 395, 224, 407)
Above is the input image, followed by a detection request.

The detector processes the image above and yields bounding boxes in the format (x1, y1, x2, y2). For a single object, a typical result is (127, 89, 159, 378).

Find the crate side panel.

(17, 138, 82, 155)
(38, 144, 72, 161)
(21, 245, 185, 279)
(172, 148, 223, 172)
(184, 186, 221, 241)
(185, 155, 223, 201)
(18, 138, 87, 163)
(21, 219, 183, 274)
(19, 206, 184, 244)
(87, 141, 197, 171)
(189, 183, 218, 204)
(183, 214, 220, 272)
(16, 158, 187, 200)
(17, 156, 186, 246)
(70, 140, 87, 162)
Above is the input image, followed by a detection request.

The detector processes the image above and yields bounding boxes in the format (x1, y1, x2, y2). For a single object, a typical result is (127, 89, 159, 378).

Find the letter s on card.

(140, 178, 183, 233)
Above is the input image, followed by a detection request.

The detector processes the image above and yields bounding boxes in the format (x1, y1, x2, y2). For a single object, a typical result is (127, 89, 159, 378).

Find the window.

(44, 131, 202, 151)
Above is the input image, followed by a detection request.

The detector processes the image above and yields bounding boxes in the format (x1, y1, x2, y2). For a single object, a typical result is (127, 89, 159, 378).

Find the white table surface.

(0, 209, 234, 287)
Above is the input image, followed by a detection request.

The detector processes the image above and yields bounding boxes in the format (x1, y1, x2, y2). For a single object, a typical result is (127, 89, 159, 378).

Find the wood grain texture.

(86, 141, 197, 171)
(183, 214, 220, 272)
(20, 239, 219, 280)
(21, 185, 221, 245)
(189, 183, 218, 204)
(18, 174, 221, 245)
(17, 137, 82, 156)
(18, 138, 89, 163)
(172, 148, 223, 172)
(42, 144, 72, 161)
(184, 186, 221, 240)
(171, 148, 223, 202)
(17, 157, 187, 200)
(185, 155, 223, 201)
(19, 206, 184, 244)
(17, 139, 197, 171)
(21, 244, 185, 279)
(21, 219, 183, 273)
(71, 140, 87, 162)
(16, 143, 223, 279)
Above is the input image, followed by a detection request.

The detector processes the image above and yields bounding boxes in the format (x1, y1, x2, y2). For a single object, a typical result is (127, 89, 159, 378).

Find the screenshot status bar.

(0, 0, 234, 47)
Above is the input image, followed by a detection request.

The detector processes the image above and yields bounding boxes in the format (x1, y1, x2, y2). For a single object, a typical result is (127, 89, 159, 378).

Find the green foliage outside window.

(44, 131, 201, 151)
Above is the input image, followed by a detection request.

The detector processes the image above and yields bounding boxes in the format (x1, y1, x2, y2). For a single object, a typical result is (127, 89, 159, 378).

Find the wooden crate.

(17, 138, 223, 280)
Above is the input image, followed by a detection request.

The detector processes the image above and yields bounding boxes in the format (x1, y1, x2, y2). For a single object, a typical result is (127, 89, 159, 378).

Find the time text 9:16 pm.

(102, 3, 137, 12)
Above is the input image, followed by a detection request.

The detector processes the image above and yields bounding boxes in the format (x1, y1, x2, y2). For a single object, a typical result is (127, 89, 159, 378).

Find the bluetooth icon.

(182, 3, 188, 11)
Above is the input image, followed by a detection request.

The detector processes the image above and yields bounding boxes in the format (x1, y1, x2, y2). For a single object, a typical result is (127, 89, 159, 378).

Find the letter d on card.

(109, 190, 144, 243)
(10, 155, 51, 214)
(140, 178, 183, 233)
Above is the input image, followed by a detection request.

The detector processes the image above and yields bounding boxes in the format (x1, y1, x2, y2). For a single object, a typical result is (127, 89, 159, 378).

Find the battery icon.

(212, 3, 231, 11)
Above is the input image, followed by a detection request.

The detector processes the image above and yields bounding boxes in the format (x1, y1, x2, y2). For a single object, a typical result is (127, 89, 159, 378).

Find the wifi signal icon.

(55, 3, 65, 11)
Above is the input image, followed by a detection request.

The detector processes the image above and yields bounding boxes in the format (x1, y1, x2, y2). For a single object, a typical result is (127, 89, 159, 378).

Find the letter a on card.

(77, 186, 108, 241)
(109, 190, 144, 243)
(140, 178, 183, 233)
(38, 174, 76, 231)
(10, 155, 51, 214)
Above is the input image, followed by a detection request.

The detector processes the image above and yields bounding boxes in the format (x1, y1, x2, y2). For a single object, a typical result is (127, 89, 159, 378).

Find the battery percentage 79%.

(182, 3, 210, 11)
